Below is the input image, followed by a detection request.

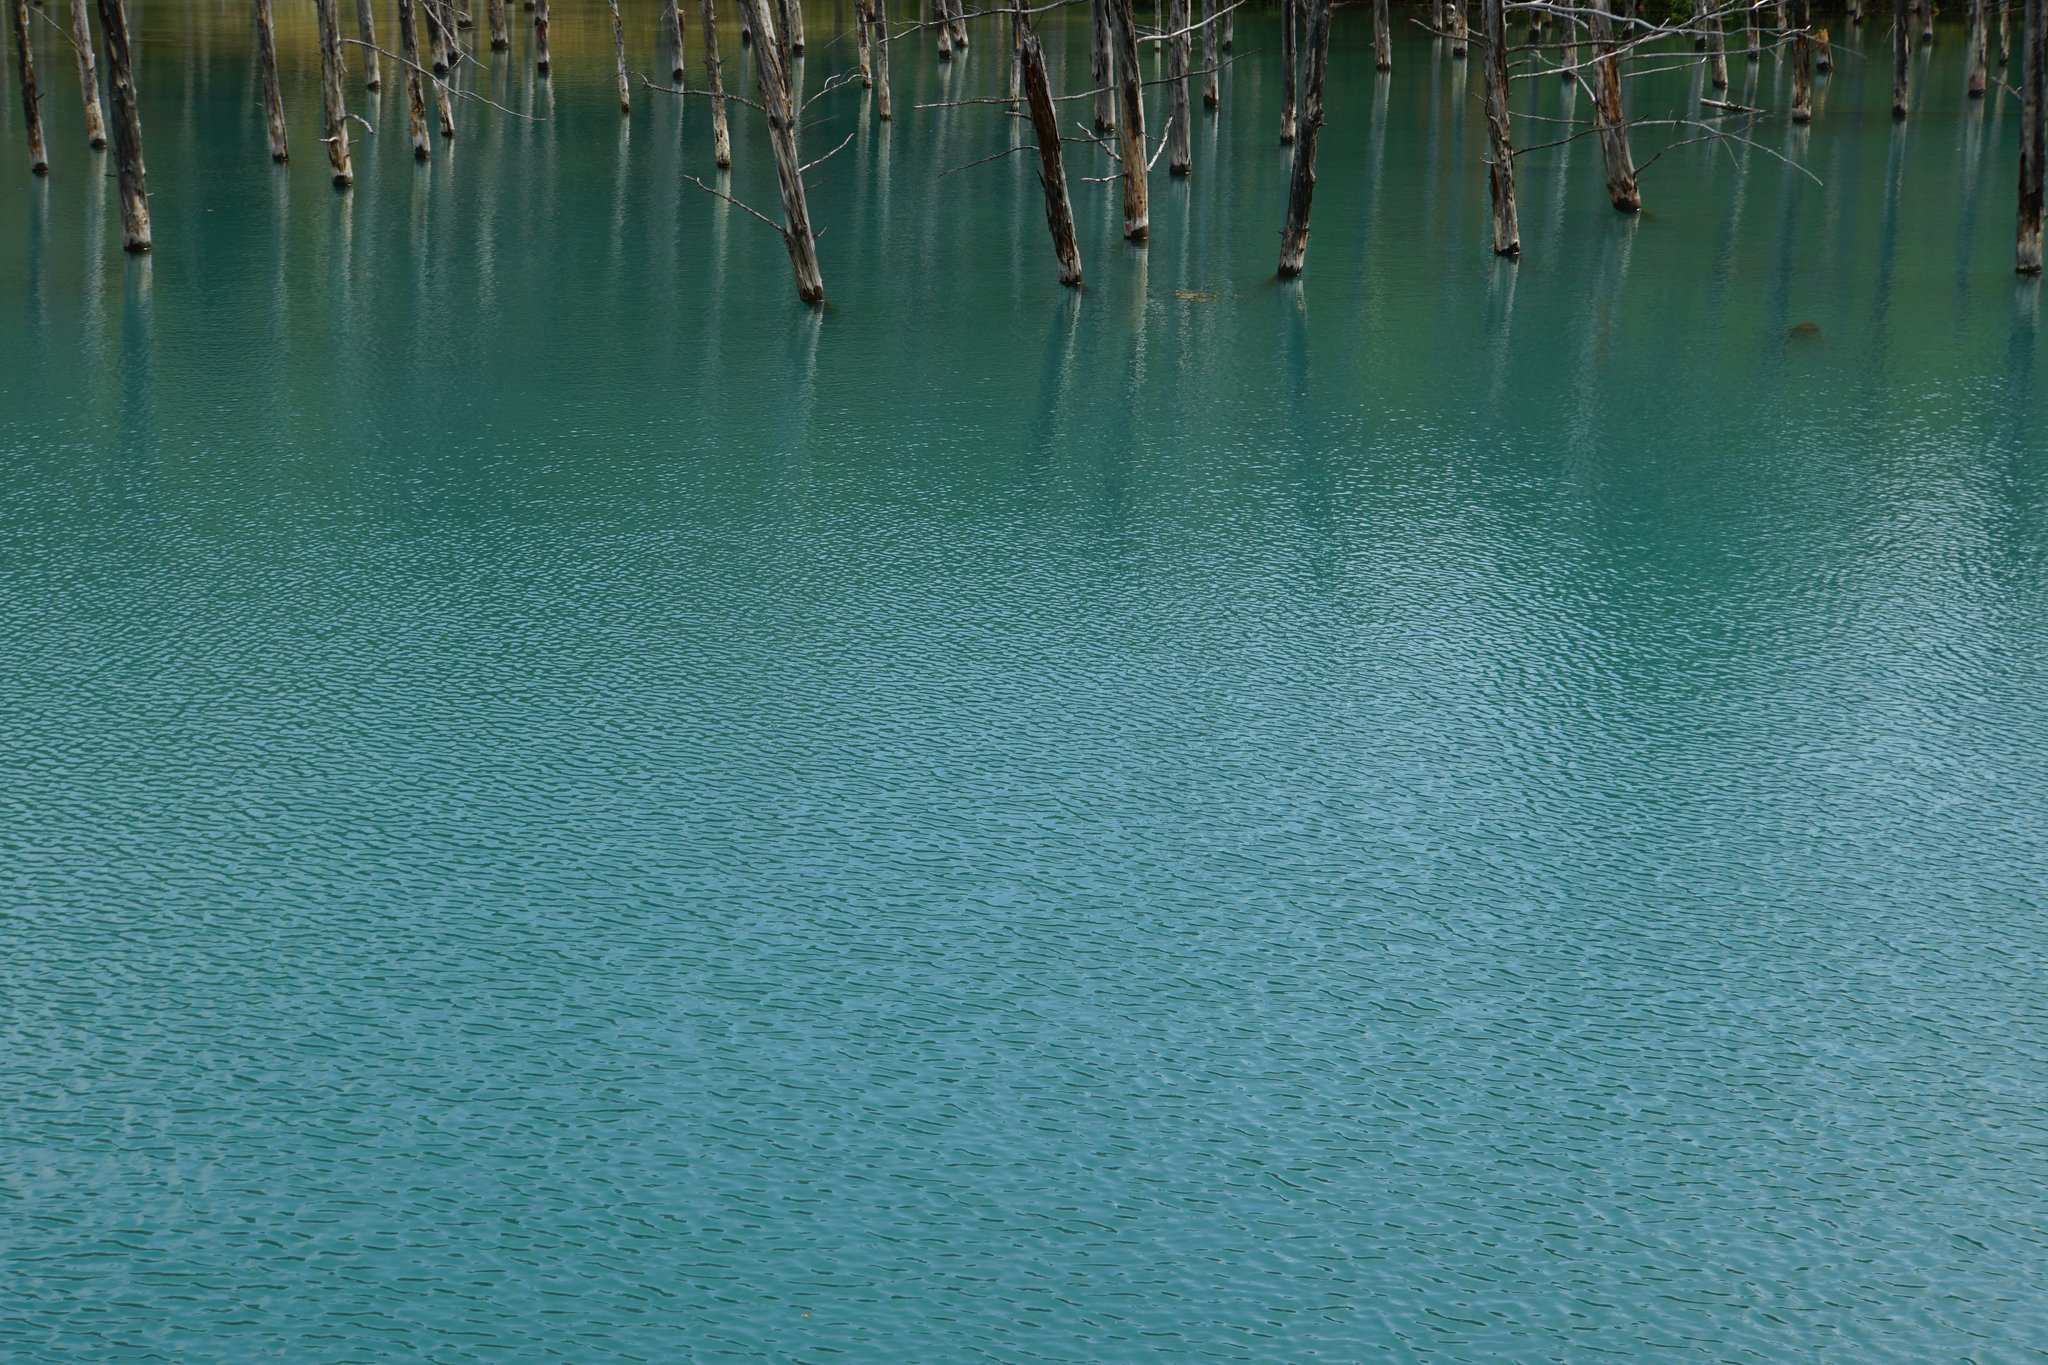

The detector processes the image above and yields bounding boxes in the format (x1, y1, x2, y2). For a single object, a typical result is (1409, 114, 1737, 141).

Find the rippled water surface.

(4, 3, 2048, 1358)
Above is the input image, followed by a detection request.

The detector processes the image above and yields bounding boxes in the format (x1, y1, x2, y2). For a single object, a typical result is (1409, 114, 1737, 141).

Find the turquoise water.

(5, 5, 2048, 1359)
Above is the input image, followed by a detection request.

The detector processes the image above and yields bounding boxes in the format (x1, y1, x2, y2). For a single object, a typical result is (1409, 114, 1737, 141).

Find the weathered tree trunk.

(69, 0, 105, 149)
(2021, 0, 2044, 271)
(1691, 0, 1708, 46)
(791, 0, 806, 54)
(1483, 0, 1517, 254)
(254, 0, 287, 160)
(609, 0, 631, 111)
(870, 0, 891, 118)
(313, 0, 353, 185)
(935, 0, 950, 56)
(425, 0, 448, 72)
(1893, 0, 1908, 115)
(96, 0, 147, 247)
(951, 0, 967, 48)
(1747, 1, 1760, 58)
(535, 0, 551, 73)
(1009, 0, 1022, 109)
(1374, 0, 1391, 70)
(399, 0, 431, 157)
(1277, 0, 1330, 275)
(11, 0, 48, 174)
(703, 0, 732, 161)
(1223, 0, 1232, 46)
(1280, 0, 1297, 144)
(1168, 0, 1190, 172)
(1110, 0, 1147, 239)
(734, 0, 823, 302)
(1791, 0, 1812, 120)
(665, 0, 685, 76)
(856, 0, 872, 83)
(1969, 0, 1989, 92)
(1202, 0, 1218, 107)
(1589, 0, 1640, 211)
(2001, 0, 2011, 61)
(1921, 0, 1933, 40)
(488, 0, 509, 49)
(1561, 0, 1579, 74)
(1449, 0, 1467, 55)
(1816, 25, 1831, 68)
(1705, 0, 1728, 85)
(356, 0, 381, 87)
(1092, 0, 1114, 129)
(1021, 28, 1081, 284)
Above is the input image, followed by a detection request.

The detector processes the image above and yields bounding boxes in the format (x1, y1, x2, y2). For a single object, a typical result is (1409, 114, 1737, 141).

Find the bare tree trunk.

(1168, 0, 1190, 172)
(356, 0, 381, 87)
(1791, 0, 1812, 120)
(703, 0, 733, 160)
(856, 0, 872, 83)
(1092, 0, 1114, 129)
(11, 0, 48, 174)
(1817, 25, 1831, 68)
(1706, 0, 1728, 85)
(1747, 0, 1760, 57)
(96, 0, 148, 247)
(936, 0, 951, 55)
(1280, 0, 1297, 144)
(1110, 0, 1147, 239)
(535, 0, 551, 73)
(313, 0, 353, 185)
(1277, 0, 1330, 275)
(1562, 0, 1579, 74)
(399, 0, 431, 156)
(1021, 28, 1081, 284)
(2022, 0, 2044, 271)
(951, 0, 967, 48)
(1202, 0, 1218, 107)
(1223, 0, 1232, 45)
(1920, 0, 1933, 40)
(1893, 0, 1908, 115)
(70, 0, 106, 149)
(1589, 0, 1639, 210)
(735, 0, 823, 301)
(1483, 0, 1517, 254)
(1374, 0, 1391, 69)
(1969, 0, 1989, 92)
(665, 0, 685, 76)
(489, 0, 508, 49)
(1009, 0, 1022, 108)
(1449, 0, 1467, 54)
(2001, 0, 2011, 60)
(871, 0, 891, 115)
(254, 0, 287, 160)
(609, 0, 631, 111)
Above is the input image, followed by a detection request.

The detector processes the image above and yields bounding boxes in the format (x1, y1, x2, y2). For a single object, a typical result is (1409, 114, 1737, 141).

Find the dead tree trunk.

(791, 0, 806, 54)
(489, 0, 509, 49)
(1969, 0, 1989, 93)
(2001, 0, 2011, 61)
(1092, 0, 1114, 129)
(1009, 0, 1023, 109)
(356, 0, 382, 87)
(1791, 0, 1812, 120)
(1449, 0, 1468, 55)
(254, 0, 287, 160)
(1483, 0, 1517, 254)
(857, 0, 872, 83)
(870, 0, 891, 118)
(1374, 0, 1391, 70)
(1021, 28, 1081, 284)
(1277, 0, 1330, 275)
(96, 0, 147, 247)
(313, 0, 353, 185)
(69, 0, 106, 149)
(1817, 25, 1831, 68)
(609, 0, 631, 111)
(702, 0, 733, 161)
(1111, 0, 1148, 238)
(1202, 0, 1218, 108)
(1168, 0, 1191, 172)
(1705, 0, 1728, 86)
(1746, 1, 1760, 57)
(399, 0, 431, 156)
(666, 0, 685, 76)
(11, 0, 47, 174)
(1893, 0, 1909, 114)
(951, 0, 968, 49)
(1280, 0, 1297, 143)
(2021, 0, 2044, 271)
(535, 0, 551, 73)
(1589, 0, 1640, 211)
(735, 0, 824, 301)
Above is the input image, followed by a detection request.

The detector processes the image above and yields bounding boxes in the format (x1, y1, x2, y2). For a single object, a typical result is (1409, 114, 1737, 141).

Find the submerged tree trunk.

(11, 0, 48, 174)
(1168, 0, 1190, 172)
(1021, 29, 1081, 284)
(1202, 0, 1218, 108)
(2002, 0, 2011, 62)
(399, 0, 431, 157)
(1969, 0, 1989, 94)
(535, 0, 551, 74)
(254, 0, 287, 160)
(2022, 0, 2045, 271)
(1705, 0, 1728, 86)
(857, 0, 872, 83)
(1110, 0, 1147, 239)
(609, 0, 631, 111)
(96, 0, 148, 247)
(1483, 0, 1517, 255)
(702, 0, 732, 162)
(1791, 0, 1812, 121)
(489, 0, 509, 49)
(1277, 0, 1331, 276)
(1280, 0, 1297, 143)
(1449, 0, 1467, 55)
(1374, 0, 1392, 70)
(313, 0, 353, 185)
(871, 0, 890, 118)
(1589, 0, 1640, 211)
(70, 0, 106, 150)
(1893, 0, 1909, 115)
(1092, 0, 1114, 130)
(735, 0, 823, 302)
(666, 0, 686, 78)
(357, 0, 382, 88)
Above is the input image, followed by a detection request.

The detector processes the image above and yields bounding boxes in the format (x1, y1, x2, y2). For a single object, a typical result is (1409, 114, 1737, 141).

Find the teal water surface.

(4, 4, 2048, 1359)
